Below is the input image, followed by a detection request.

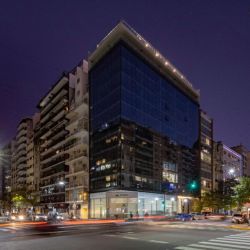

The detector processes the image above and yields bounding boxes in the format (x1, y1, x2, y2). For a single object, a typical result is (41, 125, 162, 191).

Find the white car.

(191, 212, 205, 220)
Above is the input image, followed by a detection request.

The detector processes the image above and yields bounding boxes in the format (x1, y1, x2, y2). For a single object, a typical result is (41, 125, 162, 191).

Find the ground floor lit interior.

(90, 190, 193, 219)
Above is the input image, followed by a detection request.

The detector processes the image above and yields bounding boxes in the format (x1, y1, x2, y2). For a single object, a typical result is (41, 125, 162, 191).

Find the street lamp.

(229, 168, 235, 174)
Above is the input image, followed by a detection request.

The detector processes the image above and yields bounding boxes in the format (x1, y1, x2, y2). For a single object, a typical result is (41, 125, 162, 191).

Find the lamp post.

(155, 197, 159, 214)
(183, 198, 189, 213)
(171, 197, 175, 215)
(151, 200, 154, 215)
(59, 178, 77, 218)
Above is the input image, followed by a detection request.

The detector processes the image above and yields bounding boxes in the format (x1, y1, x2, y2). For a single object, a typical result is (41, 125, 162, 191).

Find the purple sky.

(0, 0, 249, 148)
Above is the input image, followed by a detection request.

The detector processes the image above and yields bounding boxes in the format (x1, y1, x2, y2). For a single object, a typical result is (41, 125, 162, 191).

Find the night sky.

(0, 0, 249, 148)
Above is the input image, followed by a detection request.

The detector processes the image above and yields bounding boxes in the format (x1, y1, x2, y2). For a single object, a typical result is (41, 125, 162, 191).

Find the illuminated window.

(205, 138, 210, 146)
(135, 176, 142, 181)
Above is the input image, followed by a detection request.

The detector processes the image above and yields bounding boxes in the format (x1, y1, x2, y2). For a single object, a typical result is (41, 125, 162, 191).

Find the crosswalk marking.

(175, 233, 250, 250)
(189, 243, 239, 250)
(198, 241, 250, 249)
(162, 224, 233, 231)
(210, 239, 250, 245)
(225, 235, 250, 238)
(216, 237, 250, 242)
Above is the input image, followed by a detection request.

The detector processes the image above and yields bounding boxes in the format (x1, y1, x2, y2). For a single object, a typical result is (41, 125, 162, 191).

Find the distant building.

(199, 110, 213, 194)
(231, 144, 250, 177)
(213, 141, 243, 193)
(0, 143, 12, 202)
(26, 113, 40, 200)
(11, 118, 33, 192)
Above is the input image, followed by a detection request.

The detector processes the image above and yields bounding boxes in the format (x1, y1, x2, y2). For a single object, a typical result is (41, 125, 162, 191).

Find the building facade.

(89, 22, 200, 218)
(213, 141, 243, 194)
(37, 74, 71, 213)
(65, 60, 89, 219)
(11, 118, 33, 192)
(231, 144, 250, 177)
(0, 143, 12, 203)
(200, 111, 213, 194)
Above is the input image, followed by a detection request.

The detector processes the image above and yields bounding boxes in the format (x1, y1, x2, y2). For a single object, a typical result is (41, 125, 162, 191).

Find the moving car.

(231, 213, 245, 224)
(35, 214, 48, 221)
(10, 214, 26, 221)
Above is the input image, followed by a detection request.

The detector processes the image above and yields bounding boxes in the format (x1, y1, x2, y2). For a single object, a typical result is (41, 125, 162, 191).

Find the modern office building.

(199, 111, 213, 194)
(89, 21, 200, 218)
(65, 60, 89, 219)
(37, 74, 71, 212)
(11, 118, 33, 192)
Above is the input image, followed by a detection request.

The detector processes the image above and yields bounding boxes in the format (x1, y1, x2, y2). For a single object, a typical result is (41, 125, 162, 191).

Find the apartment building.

(11, 118, 33, 192)
(200, 111, 213, 193)
(26, 113, 40, 199)
(0, 143, 12, 202)
(37, 74, 71, 212)
(65, 60, 89, 219)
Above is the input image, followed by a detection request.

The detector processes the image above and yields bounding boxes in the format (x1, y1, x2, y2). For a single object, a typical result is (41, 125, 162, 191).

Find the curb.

(227, 225, 250, 231)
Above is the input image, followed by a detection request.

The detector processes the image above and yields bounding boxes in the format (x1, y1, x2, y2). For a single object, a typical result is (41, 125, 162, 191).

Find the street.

(0, 220, 249, 250)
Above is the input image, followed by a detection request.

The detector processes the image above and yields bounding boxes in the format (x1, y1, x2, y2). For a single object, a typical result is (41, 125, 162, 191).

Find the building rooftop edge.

(89, 21, 200, 102)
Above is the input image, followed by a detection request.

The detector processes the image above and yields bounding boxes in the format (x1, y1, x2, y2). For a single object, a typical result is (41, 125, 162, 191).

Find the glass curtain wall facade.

(90, 41, 199, 218)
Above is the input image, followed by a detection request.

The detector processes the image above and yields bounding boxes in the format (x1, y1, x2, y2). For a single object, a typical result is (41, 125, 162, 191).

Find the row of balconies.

(40, 96, 68, 125)
(40, 88, 68, 116)
(41, 153, 69, 170)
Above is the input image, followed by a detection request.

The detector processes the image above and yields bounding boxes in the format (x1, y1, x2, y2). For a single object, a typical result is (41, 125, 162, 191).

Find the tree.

(233, 177, 250, 209)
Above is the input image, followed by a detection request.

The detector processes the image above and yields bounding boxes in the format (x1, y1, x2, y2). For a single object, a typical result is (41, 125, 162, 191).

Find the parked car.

(190, 212, 205, 220)
(175, 213, 192, 221)
(206, 214, 226, 221)
(35, 214, 48, 221)
(202, 212, 212, 219)
(231, 213, 245, 224)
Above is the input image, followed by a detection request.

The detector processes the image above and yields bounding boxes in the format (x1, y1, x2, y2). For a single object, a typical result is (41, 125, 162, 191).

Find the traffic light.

(189, 180, 198, 191)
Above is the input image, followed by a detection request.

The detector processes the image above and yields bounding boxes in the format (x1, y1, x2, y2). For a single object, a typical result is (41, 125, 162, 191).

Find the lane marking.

(122, 236, 139, 240)
(148, 240, 168, 244)
(175, 246, 204, 250)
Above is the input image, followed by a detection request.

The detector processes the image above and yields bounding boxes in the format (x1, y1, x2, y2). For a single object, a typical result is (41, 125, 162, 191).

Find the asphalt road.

(0, 221, 249, 250)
